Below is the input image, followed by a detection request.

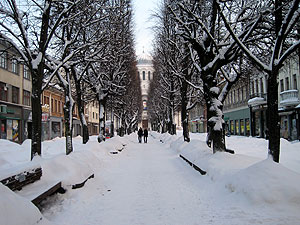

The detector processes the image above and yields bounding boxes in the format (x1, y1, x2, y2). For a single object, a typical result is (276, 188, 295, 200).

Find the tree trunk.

(31, 71, 42, 159)
(64, 93, 74, 155)
(203, 76, 226, 153)
(181, 81, 190, 142)
(75, 84, 89, 144)
(267, 71, 280, 162)
(98, 98, 106, 142)
(73, 68, 89, 144)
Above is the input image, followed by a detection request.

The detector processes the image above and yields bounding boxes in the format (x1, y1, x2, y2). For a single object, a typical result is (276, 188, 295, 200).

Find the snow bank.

(0, 184, 53, 225)
(226, 159, 300, 205)
(160, 132, 300, 207)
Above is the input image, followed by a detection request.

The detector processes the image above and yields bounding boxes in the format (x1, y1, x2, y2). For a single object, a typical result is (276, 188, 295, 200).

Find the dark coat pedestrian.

(143, 128, 148, 143)
(138, 127, 143, 143)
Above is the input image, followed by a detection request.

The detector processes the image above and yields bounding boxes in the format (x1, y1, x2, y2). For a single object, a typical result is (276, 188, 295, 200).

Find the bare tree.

(0, 0, 81, 159)
(218, 0, 300, 162)
(168, 0, 263, 153)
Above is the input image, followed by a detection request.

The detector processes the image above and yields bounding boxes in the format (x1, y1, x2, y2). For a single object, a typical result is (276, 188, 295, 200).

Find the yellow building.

(0, 35, 32, 143)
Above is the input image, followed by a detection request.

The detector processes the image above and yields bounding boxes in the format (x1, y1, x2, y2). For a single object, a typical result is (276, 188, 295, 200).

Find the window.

(265, 75, 268, 91)
(237, 88, 240, 102)
(44, 96, 49, 105)
(148, 71, 151, 80)
(58, 101, 61, 113)
(251, 82, 254, 95)
(233, 90, 236, 103)
(96, 113, 98, 119)
(23, 90, 31, 106)
(241, 87, 244, 101)
(142, 71, 145, 80)
(12, 86, 19, 104)
(12, 58, 18, 74)
(0, 51, 7, 69)
(255, 79, 259, 94)
(0, 82, 8, 101)
(93, 112, 95, 119)
(55, 100, 57, 112)
(293, 74, 297, 89)
(280, 79, 284, 92)
(23, 65, 30, 79)
(285, 77, 289, 90)
(260, 78, 264, 93)
(51, 99, 53, 112)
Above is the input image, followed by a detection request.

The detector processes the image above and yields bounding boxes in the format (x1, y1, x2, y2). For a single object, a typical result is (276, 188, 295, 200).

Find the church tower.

(137, 51, 154, 129)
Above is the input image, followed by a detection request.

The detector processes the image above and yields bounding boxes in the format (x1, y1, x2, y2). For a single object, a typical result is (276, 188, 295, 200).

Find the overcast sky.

(132, 0, 161, 57)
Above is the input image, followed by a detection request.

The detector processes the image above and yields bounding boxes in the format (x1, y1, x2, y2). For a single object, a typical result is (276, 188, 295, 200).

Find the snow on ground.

(1, 132, 300, 225)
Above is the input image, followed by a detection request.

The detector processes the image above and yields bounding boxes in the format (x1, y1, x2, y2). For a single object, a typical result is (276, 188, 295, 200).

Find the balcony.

(280, 89, 300, 107)
(248, 93, 267, 107)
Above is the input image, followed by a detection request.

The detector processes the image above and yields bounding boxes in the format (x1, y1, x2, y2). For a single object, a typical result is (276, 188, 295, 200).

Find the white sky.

(132, 0, 161, 57)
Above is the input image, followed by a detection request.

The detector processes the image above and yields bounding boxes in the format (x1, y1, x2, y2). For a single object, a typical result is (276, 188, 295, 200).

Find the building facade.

(223, 77, 251, 136)
(277, 56, 300, 140)
(39, 86, 65, 141)
(85, 100, 99, 135)
(227, 54, 300, 141)
(0, 36, 32, 143)
(188, 102, 207, 133)
(137, 52, 154, 129)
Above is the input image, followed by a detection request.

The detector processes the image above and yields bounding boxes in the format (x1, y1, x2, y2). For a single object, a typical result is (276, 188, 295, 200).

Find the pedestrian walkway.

(42, 135, 288, 225)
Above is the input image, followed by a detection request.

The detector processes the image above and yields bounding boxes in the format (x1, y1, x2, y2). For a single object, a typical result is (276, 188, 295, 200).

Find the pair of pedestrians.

(138, 127, 148, 143)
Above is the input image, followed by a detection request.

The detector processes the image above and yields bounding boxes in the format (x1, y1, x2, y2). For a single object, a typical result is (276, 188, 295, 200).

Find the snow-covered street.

(1, 132, 300, 225)
(43, 135, 209, 225)
(39, 133, 300, 225)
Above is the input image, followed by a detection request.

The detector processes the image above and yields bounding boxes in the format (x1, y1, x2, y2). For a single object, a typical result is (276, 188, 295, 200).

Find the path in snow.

(42, 135, 293, 225)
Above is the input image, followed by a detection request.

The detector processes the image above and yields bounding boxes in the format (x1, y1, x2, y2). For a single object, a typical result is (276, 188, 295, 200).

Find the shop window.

(12, 86, 19, 104)
(6, 119, 19, 142)
(23, 90, 31, 106)
(235, 120, 239, 135)
(0, 51, 7, 69)
(240, 119, 244, 135)
(245, 118, 250, 136)
(230, 120, 234, 134)
(0, 82, 8, 101)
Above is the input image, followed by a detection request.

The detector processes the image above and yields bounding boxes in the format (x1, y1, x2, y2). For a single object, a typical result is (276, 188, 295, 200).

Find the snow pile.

(0, 184, 53, 225)
(161, 131, 300, 206)
(226, 159, 300, 205)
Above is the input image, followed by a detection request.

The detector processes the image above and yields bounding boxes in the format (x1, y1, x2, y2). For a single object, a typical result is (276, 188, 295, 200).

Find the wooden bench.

(1, 166, 42, 191)
(1, 165, 64, 207)
(17, 180, 64, 206)
(179, 155, 207, 175)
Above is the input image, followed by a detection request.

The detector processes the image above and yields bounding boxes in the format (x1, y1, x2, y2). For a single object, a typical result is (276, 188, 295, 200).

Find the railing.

(249, 93, 267, 100)
(280, 89, 299, 107)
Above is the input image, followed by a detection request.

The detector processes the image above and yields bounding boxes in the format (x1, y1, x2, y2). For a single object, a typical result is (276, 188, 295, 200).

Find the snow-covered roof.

(137, 52, 152, 65)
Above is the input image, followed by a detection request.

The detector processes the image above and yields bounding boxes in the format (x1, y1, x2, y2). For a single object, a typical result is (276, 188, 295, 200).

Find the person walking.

(143, 128, 148, 143)
(138, 127, 143, 143)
